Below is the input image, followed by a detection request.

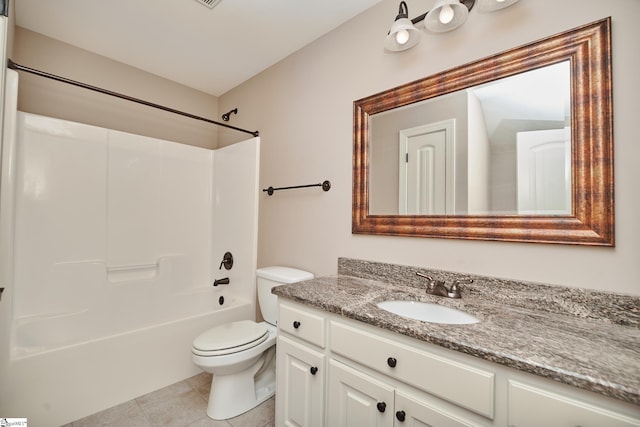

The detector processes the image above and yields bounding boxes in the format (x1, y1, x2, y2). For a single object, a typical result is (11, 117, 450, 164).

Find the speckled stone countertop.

(272, 258, 640, 406)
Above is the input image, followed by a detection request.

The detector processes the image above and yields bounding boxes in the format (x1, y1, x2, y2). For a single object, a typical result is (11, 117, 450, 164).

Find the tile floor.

(64, 372, 274, 427)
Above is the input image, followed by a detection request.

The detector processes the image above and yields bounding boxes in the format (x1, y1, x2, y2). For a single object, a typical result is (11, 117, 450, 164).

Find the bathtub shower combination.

(0, 69, 261, 425)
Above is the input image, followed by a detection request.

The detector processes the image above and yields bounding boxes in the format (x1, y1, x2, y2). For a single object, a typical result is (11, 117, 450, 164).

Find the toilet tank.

(256, 266, 314, 326)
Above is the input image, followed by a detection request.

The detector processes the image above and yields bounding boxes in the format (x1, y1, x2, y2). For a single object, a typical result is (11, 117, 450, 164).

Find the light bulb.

(395, 29, 410, 45)
(439, 5, 454, 24)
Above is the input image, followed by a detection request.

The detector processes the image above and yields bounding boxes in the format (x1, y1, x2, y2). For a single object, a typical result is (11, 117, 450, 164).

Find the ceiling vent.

(194, 0, 223, 9)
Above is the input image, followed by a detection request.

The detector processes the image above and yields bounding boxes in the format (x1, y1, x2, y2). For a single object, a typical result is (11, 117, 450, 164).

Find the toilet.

(192, 266, 314, 420)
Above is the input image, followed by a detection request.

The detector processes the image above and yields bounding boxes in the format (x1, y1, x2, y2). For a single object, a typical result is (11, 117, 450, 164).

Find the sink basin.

(376, 300, 479, 325)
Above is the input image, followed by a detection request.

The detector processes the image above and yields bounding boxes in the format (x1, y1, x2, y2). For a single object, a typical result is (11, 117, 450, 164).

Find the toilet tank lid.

(256, 266, 314, 283)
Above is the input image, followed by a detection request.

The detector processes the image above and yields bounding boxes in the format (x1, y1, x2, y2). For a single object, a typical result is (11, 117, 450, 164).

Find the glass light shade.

(384, 18, 421, 52)
(476, 0, 520, 12)
(424, 0, 469, 33)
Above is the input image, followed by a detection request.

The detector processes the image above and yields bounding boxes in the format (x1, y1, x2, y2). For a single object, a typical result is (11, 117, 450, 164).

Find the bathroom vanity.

(273, 260, 640, 427)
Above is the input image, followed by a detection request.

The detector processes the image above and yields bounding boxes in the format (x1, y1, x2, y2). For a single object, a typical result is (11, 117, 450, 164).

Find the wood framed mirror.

(353, 18, 613, 245)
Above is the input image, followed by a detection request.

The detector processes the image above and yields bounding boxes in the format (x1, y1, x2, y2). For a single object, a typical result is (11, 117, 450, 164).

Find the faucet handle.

(219, 252, 234, 270)
(448, 279, 473, 298)
(417, 272, 446, 294)
(416, 272, 435, 292)
(416, 272, 433, 282)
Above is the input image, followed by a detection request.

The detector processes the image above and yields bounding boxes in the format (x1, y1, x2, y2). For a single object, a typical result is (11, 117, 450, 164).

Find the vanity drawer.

(330, 320, 494, 419)
(508, 380, 640, 427)
(279, 301, 326, 348)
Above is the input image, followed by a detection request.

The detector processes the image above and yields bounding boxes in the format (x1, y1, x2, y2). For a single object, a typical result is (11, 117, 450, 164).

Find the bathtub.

(4, 294, 253, 426)
(11, 284, 247, 359)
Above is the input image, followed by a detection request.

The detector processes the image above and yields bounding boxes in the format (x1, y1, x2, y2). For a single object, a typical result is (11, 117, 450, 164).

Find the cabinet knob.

(387, 357, 397, 368)
(293, 321, 301, 329)
(395, 410, 406, 422)
(310, 366, 318, 375)
(376, 402, 386, 413)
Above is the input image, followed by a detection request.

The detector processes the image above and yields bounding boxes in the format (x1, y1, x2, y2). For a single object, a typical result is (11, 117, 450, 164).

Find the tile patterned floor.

(64, 372, 274, 427)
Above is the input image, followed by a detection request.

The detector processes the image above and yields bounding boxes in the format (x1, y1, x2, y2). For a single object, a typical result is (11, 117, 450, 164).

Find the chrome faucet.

(416, 272, 473, 299)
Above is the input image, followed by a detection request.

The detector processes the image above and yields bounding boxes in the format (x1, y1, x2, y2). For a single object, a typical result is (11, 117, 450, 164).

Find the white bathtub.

(11, 285, 244, 359)
(4, 294, 253, 426)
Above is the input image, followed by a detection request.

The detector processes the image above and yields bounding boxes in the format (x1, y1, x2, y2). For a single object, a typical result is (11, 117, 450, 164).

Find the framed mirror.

(353, 18, 613, 245)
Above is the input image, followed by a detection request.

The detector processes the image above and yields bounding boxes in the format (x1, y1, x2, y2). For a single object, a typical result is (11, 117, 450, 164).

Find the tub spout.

(213, 277, 230, 286)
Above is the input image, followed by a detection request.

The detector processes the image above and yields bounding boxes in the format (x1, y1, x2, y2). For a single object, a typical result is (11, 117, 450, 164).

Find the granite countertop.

(273, 274, 640, 406)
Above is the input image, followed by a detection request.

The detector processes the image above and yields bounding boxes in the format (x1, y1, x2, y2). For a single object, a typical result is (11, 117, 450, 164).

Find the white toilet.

(192, 266, 314, 420)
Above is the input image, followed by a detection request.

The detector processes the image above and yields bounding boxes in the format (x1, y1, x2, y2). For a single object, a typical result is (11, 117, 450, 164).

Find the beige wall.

(12, 27, 219, 149)
(220, 0, 640, 296)
(7, 1, 639, 296)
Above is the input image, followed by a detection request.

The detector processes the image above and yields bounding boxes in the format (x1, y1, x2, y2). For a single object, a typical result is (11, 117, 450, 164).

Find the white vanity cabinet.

(275, 300, 640, 427)
(328, 320, 491, 427)
(276, 335, 325, 427)
(508, 380, 640, 427)
(328, 359, 483, 427)
(328, 359, 395, 426)
(395, 390, 484, 427)
(329, 320, 494, 420)
(276, 301, 327, 427)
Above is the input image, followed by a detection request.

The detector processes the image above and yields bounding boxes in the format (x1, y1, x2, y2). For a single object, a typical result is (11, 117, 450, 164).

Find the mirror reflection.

(369, 61, 571, 216)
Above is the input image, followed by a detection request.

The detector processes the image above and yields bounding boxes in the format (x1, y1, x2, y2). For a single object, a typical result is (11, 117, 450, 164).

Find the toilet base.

(206, 348, 276, 420)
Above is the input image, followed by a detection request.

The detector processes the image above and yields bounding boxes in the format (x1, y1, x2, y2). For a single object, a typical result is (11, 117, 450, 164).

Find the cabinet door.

(276, 335, 325, 427)
(395, 390, 483, 427)
(328, 360, 395, 427)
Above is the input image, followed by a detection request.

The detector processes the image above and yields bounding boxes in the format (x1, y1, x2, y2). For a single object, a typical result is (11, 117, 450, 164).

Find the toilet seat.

(192, 320, 268, 357)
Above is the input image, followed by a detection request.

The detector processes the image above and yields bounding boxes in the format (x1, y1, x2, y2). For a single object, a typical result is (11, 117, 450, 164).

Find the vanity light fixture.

(385, 0, 520, 52)
(383, 1, 422, 52)
(423, 0, 470, 33)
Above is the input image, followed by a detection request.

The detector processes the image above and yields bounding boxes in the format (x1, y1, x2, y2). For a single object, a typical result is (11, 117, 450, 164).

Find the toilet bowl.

(192, 266, 313, 420)
(192, 320, 278, 419)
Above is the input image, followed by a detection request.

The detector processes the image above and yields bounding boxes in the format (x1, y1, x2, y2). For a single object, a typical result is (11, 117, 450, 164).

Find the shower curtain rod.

(7, 59, 259, 137)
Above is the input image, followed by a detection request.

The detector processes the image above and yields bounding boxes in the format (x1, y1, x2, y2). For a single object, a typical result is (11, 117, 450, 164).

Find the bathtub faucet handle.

(219, 252, 234, 270)
(213, 277, 230, 287)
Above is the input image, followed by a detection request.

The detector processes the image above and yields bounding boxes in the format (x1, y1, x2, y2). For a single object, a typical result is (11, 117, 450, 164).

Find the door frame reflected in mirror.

(352, 18, 613, 245)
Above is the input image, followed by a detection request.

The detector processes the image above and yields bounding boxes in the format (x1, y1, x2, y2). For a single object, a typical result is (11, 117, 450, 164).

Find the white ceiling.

(15, 0, 382, 96)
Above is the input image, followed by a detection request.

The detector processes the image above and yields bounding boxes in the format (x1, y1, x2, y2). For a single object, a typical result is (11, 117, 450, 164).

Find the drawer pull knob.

(396, 410, 406, 422)
(387, 357, 397, 368)
(293, 321, 301, 329)
(310, 366, 318, 375)
(376, 402, 386, 413)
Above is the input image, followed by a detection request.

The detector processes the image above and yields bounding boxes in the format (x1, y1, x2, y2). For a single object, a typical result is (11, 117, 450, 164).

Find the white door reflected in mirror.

(517, 127, 571, 215)
(399, 120, 455, 215)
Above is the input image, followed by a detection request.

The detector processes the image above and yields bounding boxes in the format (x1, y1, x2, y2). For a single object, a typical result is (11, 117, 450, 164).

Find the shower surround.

(0, 70, 261, 425)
